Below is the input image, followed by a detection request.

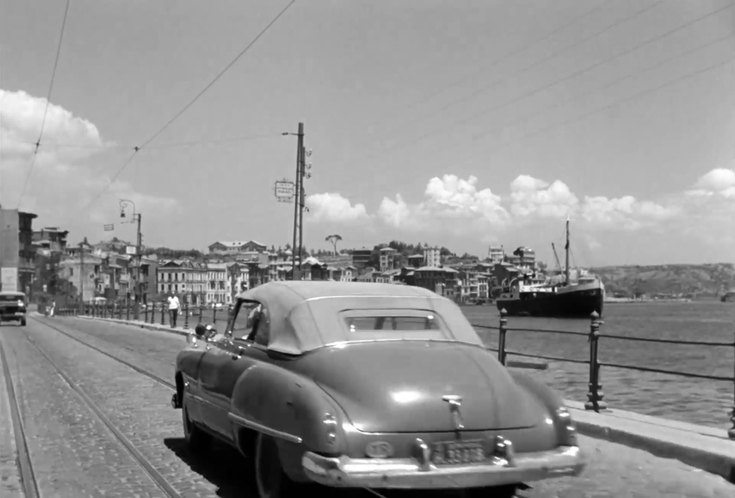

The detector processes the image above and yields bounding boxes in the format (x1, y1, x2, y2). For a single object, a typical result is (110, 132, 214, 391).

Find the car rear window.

(0, 295, 23, 302)
(338, 309, 450, 341)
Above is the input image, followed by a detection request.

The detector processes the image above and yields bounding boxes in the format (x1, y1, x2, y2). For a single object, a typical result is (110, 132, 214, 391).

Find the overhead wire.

(468, 32, 734, 142)
(361, 0, 730, 165)
(74, 0, 297, 217)
(362, 0, 610, 134)
(135, 0, 296, 152)
(16, 0, 71, 209)
(503, 53, 735, 146)
(469, 2, 735, 140)
(366, 0, 664, 156)
(455, 49, 735, 166)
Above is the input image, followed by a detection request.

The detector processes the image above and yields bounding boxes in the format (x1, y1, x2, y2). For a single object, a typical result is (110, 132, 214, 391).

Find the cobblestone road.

(0, 315, 732, 497)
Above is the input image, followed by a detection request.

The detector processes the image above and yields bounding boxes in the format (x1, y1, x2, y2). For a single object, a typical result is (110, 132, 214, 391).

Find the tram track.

(0, 340, 39, 498)
(4, 316, 183, 498)
(31, 314, 175, 390)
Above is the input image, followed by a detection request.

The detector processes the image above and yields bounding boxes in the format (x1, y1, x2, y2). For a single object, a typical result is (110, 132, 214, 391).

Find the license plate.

(431, 440, 487, 465)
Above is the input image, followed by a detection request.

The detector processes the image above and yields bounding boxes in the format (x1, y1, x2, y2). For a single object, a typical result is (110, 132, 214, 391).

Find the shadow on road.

(164, 437, 255, 497)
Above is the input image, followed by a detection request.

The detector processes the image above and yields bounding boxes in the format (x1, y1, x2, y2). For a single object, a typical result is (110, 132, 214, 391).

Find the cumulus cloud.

(686, 167, 735, 198)
(376, 174, 508, 232)
(0, 89, 178, 224)
(580, 195, 677, 230)
(509, 175, 578, 218)
(378, 193, 412, 228)
(306, 192, 369, 223)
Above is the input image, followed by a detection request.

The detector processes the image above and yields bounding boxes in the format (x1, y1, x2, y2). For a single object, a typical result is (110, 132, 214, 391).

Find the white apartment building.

(423, 247, 441, 267)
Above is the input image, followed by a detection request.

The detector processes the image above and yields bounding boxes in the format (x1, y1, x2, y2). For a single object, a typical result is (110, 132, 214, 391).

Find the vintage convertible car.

(172, 281, 584, 497)
(0, 291, 27, 326)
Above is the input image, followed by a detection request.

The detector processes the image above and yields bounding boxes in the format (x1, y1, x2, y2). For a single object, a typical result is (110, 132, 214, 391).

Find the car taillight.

(323, 412, 338, 445)
(555, 407, 577, 446)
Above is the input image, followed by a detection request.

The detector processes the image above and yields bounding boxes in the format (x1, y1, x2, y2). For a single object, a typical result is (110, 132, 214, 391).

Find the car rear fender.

(509, 371, 577, 446)
(230, 364, 349, 454)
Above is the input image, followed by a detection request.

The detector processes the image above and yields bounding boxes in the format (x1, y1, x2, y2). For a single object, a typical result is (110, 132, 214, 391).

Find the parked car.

(172, 281, 584, 497)
(0, 291, 27, 326)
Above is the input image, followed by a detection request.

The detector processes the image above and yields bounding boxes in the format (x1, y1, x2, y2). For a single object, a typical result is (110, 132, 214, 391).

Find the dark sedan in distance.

(172, 281, 584, 497)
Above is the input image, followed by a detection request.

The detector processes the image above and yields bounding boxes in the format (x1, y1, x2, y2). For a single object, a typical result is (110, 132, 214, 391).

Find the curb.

(565, 401, 734, 483)
(71, 315, 735, 484)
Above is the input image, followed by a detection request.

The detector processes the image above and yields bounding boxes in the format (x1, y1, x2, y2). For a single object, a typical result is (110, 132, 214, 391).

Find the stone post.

(498, 308, 508, 365)
(160, 302, 165, 326)
(585, 311, 607, 412)
(184, 302, 189, 329)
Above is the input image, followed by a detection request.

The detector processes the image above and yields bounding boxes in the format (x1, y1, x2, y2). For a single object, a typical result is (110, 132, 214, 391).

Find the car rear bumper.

(302, 444, 583, 489)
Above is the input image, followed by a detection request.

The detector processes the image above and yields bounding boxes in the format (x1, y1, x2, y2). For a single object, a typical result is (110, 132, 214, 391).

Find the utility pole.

(290, 122, 304, 280)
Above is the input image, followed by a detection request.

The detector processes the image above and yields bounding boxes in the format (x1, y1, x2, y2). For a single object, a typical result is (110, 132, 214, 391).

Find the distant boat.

(495, 219, 605, 318)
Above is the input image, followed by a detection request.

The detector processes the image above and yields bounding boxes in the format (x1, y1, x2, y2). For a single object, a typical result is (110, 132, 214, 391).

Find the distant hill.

(590, 263, 735, 299)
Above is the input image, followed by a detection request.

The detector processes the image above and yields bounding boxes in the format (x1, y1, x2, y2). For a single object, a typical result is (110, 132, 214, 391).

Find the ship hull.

(496, 284, 604, 318)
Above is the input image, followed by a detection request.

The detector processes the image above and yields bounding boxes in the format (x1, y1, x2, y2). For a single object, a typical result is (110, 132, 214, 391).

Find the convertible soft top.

(235, 281, 484, 355)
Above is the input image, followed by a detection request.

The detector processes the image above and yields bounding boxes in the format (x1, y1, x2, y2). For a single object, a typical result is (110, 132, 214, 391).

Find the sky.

(1, 0, 734, 267)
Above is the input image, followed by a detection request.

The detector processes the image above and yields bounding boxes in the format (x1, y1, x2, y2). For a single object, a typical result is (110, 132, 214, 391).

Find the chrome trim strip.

(228, 413, 303, 444)
(302, 445, 584, 489)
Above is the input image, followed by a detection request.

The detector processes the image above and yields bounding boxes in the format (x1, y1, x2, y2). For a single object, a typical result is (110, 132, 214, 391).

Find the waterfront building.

(208, 240, 267, 256)
(507, 246, 536, 271)
(423, 246, 441, 267)
(58, 249, 102, 304)
(0, 208, 37, 293)
(407, 254, 424, 268)
(350, 248, 372, 269)
(379, 247, 397, 272)
(488, 245, 505, 264)
(32, 227, 69, 254)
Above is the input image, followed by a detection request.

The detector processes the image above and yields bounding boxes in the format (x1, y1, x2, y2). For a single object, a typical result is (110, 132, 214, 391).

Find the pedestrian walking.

(48, 300, 56, 317)
(167, 292, 180, 328)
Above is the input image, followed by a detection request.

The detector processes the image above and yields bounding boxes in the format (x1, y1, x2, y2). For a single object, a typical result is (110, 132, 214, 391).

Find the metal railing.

(56, 302, 235, 330)
(473, 309, 735, 440)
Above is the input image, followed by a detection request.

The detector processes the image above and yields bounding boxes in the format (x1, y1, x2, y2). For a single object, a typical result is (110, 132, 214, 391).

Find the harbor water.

(462, 301, 735, 430)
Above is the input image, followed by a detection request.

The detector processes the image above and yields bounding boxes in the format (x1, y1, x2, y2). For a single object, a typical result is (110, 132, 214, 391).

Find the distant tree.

(325, 234, 343, 255)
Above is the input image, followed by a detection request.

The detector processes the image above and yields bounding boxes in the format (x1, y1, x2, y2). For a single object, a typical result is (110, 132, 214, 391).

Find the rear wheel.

(255, 433, 297, 498)
(182, 395, 210, 451)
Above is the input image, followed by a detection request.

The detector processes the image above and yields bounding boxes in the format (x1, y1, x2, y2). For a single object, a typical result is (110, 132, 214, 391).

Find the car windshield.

(339, 309, 450, 342)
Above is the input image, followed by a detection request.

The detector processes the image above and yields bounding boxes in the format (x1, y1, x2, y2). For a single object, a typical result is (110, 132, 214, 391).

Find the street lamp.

(119, 199, 143, 314)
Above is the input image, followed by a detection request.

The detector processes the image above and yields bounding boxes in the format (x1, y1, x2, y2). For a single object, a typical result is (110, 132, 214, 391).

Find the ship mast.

(564, 217, 570, 284)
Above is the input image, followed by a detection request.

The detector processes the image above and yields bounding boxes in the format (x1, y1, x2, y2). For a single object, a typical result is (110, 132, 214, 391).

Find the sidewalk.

(77, 314, 735, 484)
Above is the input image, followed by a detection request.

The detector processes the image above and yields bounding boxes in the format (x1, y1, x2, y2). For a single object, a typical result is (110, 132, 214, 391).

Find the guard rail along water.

(51, 302, 735, 441)
(471, 309, 735, 441)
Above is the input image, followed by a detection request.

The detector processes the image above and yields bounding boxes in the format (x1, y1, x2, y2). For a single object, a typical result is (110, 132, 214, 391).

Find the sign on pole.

(274, 179, 295, 202)
(126, 246, 138, 255)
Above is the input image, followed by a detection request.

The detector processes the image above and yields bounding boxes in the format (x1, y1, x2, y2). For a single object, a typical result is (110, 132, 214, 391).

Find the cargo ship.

(495, 219, 604, 318)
